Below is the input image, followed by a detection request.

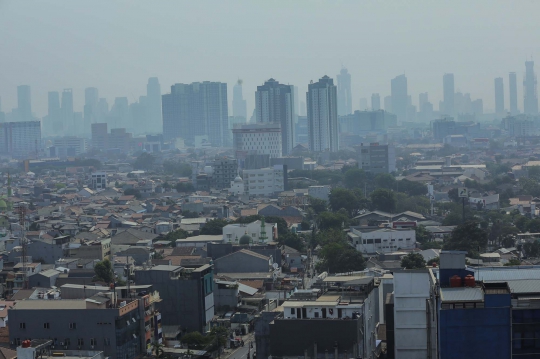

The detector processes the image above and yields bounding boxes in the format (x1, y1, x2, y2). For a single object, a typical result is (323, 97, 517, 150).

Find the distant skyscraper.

(419, 92, 428, 110)
(98, 98, 109, 122)
(232, 80, 247, 119)
(384, 96, 392, 113)
(84, 87, 99, 134)
(359, 98, 368, 111)
(494, 77, 504, 114)
(146, 77, 162, 132)
(391, 75, 408, 122)
(110, 97, 130, 130)
(307, 76, 338, 152)
(17, 85, 32, 122)
(162, 82, 228, 146)
(371, 93, 380, 111)
(509, 72, 518, 115)
(337, 68, 352, 116)
(130, 96, 148, 134)
(524, 61, 538, 114)
(443, 73, 455, 116)
(472, 99, 484, 116)
(0, 121, 41, 157)
(48, 91, 61, 133)
(61, 89, 74, 135)
(255, 78, 295, 155)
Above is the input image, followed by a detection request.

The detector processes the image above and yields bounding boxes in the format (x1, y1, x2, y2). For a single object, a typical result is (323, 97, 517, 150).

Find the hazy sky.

(1, 0, 540, 117)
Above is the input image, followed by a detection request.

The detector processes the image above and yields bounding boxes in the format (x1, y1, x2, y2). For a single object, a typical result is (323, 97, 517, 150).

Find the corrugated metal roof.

(440, 287, 484, 302)
(474, 268, 540, 282)
(506, 280, 540, 294)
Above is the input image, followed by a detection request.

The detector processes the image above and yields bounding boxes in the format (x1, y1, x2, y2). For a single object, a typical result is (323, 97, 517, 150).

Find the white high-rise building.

(306, 76, 339, 152)
(255, 79, 295, 155)
(232, 123, 282, 158)
(242, 165, 285, 196)
(0, 121, 41, 158)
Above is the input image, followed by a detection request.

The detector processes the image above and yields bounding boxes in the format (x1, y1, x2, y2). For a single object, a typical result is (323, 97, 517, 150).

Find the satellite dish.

(273, 263, 279, 269)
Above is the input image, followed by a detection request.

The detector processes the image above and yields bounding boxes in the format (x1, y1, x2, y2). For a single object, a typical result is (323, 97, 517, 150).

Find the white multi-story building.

(229, 175, 245, 195)
(91, 171, 107, 190)
(243, 165, 285, 196)
(0, 121, 41, 158)
(233, 123, 282, 158)
(347, 227, 416, 254)
(51, 136, 87, 157)
(221, 219, 277, 243)
(307, 76, 339, 152)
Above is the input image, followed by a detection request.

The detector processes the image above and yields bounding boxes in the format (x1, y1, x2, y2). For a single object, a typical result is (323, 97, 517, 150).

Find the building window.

(44, 323, 50, 329)
(15, 339, 21, 346)
(19, 323, 25, 329)
(374, 238, 381, 243)
(77, 338, 84, 346)
(90, 338, 96, 346)
(104, 338, 110, 346)
(65, 339, 71, 347)
(398, 238, 403, 241)
(290, 308, 295, 315)
(406, 238, 411, 241)
(70, 323, 77, 330)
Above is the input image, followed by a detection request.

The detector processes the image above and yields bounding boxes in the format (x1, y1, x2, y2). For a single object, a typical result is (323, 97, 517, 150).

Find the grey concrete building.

(134, 264, 214, 333)
(211, 158, 238, 190)
(8, 293, 161, 359)
(355, 143, 396, 174)
(27, 236, 70, 264)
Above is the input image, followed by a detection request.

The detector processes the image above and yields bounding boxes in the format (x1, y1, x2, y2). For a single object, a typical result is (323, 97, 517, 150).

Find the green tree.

(400, 253, 426, 269)
(504, 259, 522, 266)
(443, 221, 488, 258)
(329, 188, 361, 215)
(524, 240, 540, 258)
(176, 182, 195, 193)
(278, 232, 305, 252)
(94, 259, 114, 283)
(201, 219, 229, 235)
(309, 196, 328, 214)
(134, 152, 155, 170)
(373, 173, 396, 190)
(124, 188, 142, 199)
(514, 216, 530, 232)
(162, 229, 189, 243)
(394, 193, 430, 214)
(317, 211, 348, 231)
(370, 188, 396, 212)
(415, 225, 431, 243)
(448, 188, 460, 203)
(29, 222, 40, 231)
(527, 219, 540, 233)
(398, 179, 428, 196)
(181, 331, 208, 349)
(316, 241, 365, 273)
(182, 210, 199, 218)
(163, 160, 193, 177)
(343, 168, 367, 189)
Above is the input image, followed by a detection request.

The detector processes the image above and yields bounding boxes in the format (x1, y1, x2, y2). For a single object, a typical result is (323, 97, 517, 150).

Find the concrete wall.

(269, 319, 360, 358)
(28, 240, 67, 264)
(135, 269, 212, 333)
(9, 307, 142, 359)
(393, 270, 431, 359)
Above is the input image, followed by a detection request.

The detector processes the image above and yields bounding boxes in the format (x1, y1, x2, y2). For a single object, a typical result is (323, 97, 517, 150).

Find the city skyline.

(1, 1, 540, 117)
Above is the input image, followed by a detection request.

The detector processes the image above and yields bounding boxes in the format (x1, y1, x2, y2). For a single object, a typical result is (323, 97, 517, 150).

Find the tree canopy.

(443, 221, 488, 258)
(134, 152, 155, 170)
(94, 259, 114, 283)
(401, 253, 426, 269)
(316, 240, 366, 274)
(370, 188, 396, 213)
(317, 211, 348, 231)
(200, 219, 229, 235)
(329, 187, 364, 215)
